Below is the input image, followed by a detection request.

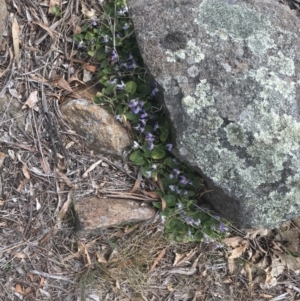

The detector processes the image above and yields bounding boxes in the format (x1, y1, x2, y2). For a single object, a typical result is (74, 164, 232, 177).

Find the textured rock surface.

(0, 0, 7, 44)
(128, 0, 300, 228)
(74, 197, 156, 233)
(60, 98, 131, 158)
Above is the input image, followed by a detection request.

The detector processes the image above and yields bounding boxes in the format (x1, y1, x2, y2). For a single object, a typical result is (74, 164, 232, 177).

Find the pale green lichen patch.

(225, 123, 248, 147)
(197, 0, 264, 40)
(248, 67, 295, 102)
(194, 79, 215, 108)
(246, 32, 275, 55)
(268, 52, 295, 76)
(164, 40, 205, 64)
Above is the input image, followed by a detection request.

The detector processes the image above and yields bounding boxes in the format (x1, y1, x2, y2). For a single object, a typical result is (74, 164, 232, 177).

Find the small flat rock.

(60, 99, 131, 158)
(74, 197, 156, 233)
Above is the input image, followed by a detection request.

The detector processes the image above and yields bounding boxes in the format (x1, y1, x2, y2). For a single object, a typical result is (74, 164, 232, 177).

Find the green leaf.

(97, 49, 108, 61)
(163, 157, 175, 168)
(153, 202, 162, 209)
(135, 157, 145, 165)
(87, 50, 95, 57)
(126, 111, 139, 121)
(160, 128, 169, 142)
(130, 150, 142, 162)
(151, 145, 166, 160)
(163, 195, 176, 207)
(103, 85, 114, 95)
(143, 102, 151, 111)
(138, 84, 151, 97)
(125, 81, 137, 94)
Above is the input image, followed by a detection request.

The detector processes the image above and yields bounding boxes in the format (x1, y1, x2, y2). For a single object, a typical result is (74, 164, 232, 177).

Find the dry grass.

(0, 0, 300, 300)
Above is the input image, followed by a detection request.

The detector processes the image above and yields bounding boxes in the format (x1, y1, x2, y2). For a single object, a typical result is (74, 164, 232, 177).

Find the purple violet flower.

(128, 52, 133, 60)
(175, 187, 181, 194)
(166, 144, 173, 151)
(182, 190, 189, 197)
(103, 35, 108, 43)
(141, 112, 148, 119)
(177, 203, 183, 210)
(145, 133, 155, 142)
(117, 81, 125, 90)
(127, 59, 137, 69)
(91, 16, 97, 26)
(123, 23, 130, 30)
(109, 78, 118, 85)
(133, 106, 142, 114)
(115, 115, 123, 123)
(173, 168, 180, 177)
(138, 100, 144, 107)
(111, 49, 118, 61)
(151, 87, 159, 96)
(148, 142, 154, 151)
(132, 141, 140, 149)
(169, 185, 175, 192)
(169, 174, 174, 179)
(129, 99, 138, 108)
(140, 119, 147, 126)
(185, 216, 194, 225)
(78, 41, 84, 49)
(180, 175, 188, 185)
(153, 122, 159, 131)
(193, 219, 201, 226)
(218, 223, 226, 233)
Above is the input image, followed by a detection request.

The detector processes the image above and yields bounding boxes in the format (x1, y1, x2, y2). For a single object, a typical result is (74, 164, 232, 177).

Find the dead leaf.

(160, 197, 167, 212)
(0, 152, 6, 168)
(49, 0, 61, 14)
(149, 248, 166, 273)
(129, 169, 142, 193)
(15, 284, 23, 294)
(228, 258, 235, 274)
(34, 21, 55, 39)
(142, 190, 160, 199)
(82, 159, 103, 178)
(228, 240, 249, 259)
(157, 176, 165, 194)
(96, 251, 107, 264)
(244, 262, 253, 291)
(81, 3, 96, 18)
(275, 228, 299, 253)
(59, 191, 73, 219)
(56, 169, 73, 188)
(223, 236, 244, 248)
(22, 91, 39, 109)
(39, 157, 51, 174)
(57, 77, 73, 92)
(173, 249, 197, 267)
(22, 165, 30, 179)
(244, 228, 269, 239)
(12, 16, 20, 66)
(78, 240, 91, 266)
(84, 64, 97, 72)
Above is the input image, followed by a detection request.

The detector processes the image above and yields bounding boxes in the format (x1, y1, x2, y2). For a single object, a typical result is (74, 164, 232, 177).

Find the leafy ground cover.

(0, 0, 300, 300)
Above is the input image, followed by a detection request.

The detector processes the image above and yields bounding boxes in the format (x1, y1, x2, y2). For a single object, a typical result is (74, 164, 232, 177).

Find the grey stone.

(128, 0, 300, 228)
(60, 98, 131, 158)
(74, 197, 157, 234)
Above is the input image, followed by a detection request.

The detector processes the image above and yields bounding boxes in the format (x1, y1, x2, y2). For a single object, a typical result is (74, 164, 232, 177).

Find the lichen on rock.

(128, 0, 300, 228)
